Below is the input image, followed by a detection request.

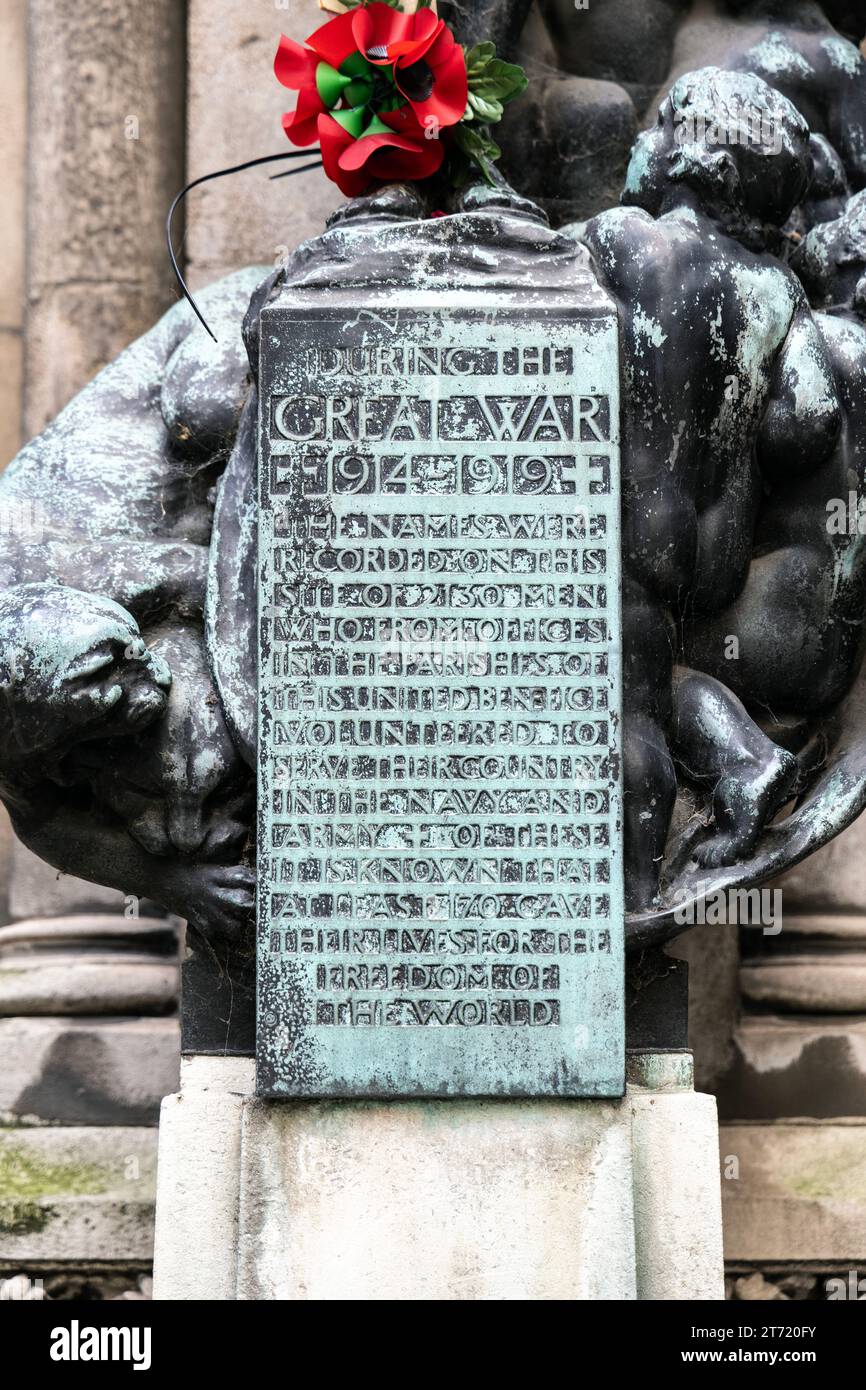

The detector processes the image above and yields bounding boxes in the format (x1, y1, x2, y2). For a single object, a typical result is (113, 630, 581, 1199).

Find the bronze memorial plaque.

(257, 291, 624, 1096)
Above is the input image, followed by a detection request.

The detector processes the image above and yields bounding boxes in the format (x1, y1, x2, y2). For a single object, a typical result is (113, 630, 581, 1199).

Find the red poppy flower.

(274, 4, 468, 191)
(351, 4, 467, 130)
(280, 86, 324, 147)
(318, 106, 445, 198)
(275, 10, 358, 85)
(275, 12, 370, 147)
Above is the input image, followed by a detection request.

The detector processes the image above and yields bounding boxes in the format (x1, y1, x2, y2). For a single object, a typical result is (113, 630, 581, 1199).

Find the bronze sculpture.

(2, 1, 866, 972)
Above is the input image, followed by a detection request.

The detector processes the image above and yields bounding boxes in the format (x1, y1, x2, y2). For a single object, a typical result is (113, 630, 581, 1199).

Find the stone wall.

(186, 0, 341, 290)
(24, 0, 187, 436)
(0, 0, 26, 469)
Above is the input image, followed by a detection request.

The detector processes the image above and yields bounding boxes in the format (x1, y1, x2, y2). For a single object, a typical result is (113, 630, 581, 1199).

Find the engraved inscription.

(258, 308, 624, 1096)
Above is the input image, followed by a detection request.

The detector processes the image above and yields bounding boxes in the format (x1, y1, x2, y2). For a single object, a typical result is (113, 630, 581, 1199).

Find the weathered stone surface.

(25, 0, 186, 434)
(186, 0, 341, 290)
(237, 1095, 636, 1300)
(152, 1051, 723, 1301)
(741, 948, 866, 1013)
(631, 1083, 725, 1300)
(720, 1121, 866, 1265)
(7, 838, 127, 922)
(0, 337, 24, 476)
(0, 1016, 179, 1125)
(0, 917, 178, 1016)
(774, 807, 866, 916)
(152, 1057, 255, 1302)
(717, 1016, 866, 1120)
(0, 1126, 157, 1266)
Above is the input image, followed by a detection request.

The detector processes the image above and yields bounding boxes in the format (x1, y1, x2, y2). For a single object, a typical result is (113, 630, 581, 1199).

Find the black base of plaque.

(181, 920, 256, 1056)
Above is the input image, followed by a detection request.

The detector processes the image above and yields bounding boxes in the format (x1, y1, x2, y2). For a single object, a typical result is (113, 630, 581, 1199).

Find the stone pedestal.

(152, 1052, 724, 1301)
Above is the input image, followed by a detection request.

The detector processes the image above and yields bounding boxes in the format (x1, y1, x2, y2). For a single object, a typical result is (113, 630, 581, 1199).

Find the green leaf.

(453, 123, 502, 185)
(467, 92, 504, 122)
(468, 57, 528, 106)
(448, 147, 473, 190)
(465, 42, 496, 74)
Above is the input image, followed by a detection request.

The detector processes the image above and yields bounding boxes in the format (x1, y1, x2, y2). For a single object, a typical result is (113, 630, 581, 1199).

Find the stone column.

(0, 0, 26, 469)
(24, 0, 187, 433)
(3, 0, 188, 1115)
(719, 808, 866, 1119)
(718, 776, 866, 1295)
(0, 842, 181, 1127)
(1, 2, 187, 1281)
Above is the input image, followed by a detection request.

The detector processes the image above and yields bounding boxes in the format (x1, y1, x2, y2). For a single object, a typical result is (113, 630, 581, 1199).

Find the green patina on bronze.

(255, 213, 625, 1098)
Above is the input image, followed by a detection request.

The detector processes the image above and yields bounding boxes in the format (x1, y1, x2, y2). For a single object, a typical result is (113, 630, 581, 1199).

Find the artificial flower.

(274, 1, 527, 194)
(318, 105, 444, 196)
(350, 4, 467, 129)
